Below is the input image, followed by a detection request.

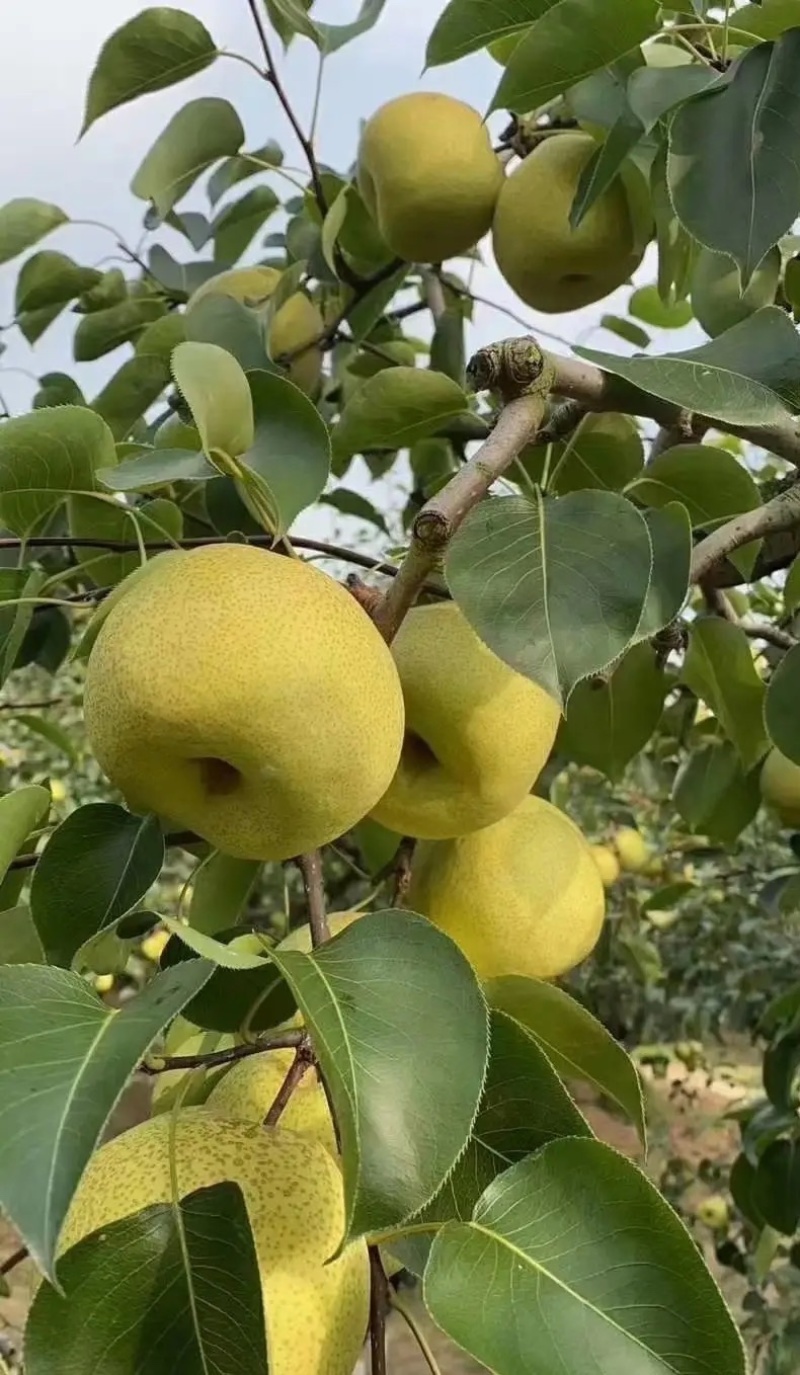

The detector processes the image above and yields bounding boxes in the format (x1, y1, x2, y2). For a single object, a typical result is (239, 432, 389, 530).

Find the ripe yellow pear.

(208, 1048, 338, 1156)
(760, 747, 800, 827)
(589, 843, 620, 889)
(408, 795, 605, 980)
(613, 826, 650, 873)
(357, 93, 503, 263)
(492, 133, 646, 313)
(60, 1110, 369, 1375)
(187, 266, 324, 394)
(83, 544, 404, 860)
(370, 602, 560, 839)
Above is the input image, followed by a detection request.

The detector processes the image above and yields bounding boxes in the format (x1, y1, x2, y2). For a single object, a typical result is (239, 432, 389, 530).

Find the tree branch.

(0, 1245, 28, 1278)
(369, 1247, 389, 1375)
(141, 1028, 305, 1075)
(10, 827, 199, 872)
(295, 849, 329, 945)
(700, 582, 797, 650)
(690, 485, 800, 584)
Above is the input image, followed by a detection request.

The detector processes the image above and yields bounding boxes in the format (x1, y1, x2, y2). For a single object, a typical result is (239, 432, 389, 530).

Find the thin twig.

(141, 1029, 305, 1076)
(296, 850, 330, 945)
(701, 583, 797, 649)
(389, 1292, 443, 1375)
(690, 485, 800, 584)
(422, 269, 447, 322)
(264, 1042, 314, 1126)
(10, 828, 198, 873)
(391, 837, 416, 907)
(0, 1246, 28, 1278)
(369, 1247, 389, 1375)
(0, 698, 62, 711)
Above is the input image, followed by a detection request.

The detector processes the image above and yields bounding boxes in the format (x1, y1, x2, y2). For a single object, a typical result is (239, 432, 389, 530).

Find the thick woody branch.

(690, 485, 800, 584)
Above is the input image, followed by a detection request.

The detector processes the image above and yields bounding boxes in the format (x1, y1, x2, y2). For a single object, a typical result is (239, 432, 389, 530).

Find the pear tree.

(2, 2, 800, 1372)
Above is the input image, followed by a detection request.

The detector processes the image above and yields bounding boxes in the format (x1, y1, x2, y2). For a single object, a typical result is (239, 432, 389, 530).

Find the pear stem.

(368, 1247, 389, 1375)
(263, 1043, 314, 1127)
(295, 849, 330, 946)
(141, 1029, 306, 1075)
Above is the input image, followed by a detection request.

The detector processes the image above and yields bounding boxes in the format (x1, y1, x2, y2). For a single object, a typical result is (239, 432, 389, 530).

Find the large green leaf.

(172, 341, 253, 458)
(90, 354, 172, 441)
(424, 1139, 746, 1375)
(270, 910, 489, 1242)
(26, 1183, 266, 1375)
(74, 298, 166, 362)
(490, 0, 659, 113)
(333, 367, 469, 458)
(0, 405, 117, 536)
(82, 7, 218, 134)
(445, 492, 653, 706)
(672, 741, 761, 843)
(267, 0, 387, 53)
(132, 97, 244, 219)
(751, 1139, 800, 1235)
(559, 642, 666, 781)
(98, 447, 217, 492)
(521, 412, 644, 494)
(765, 641, 800, 765)
(628, 444, 761, 533)
(160, 925, 294, 1033)
(0, 961, 212, 1281)
(183, 294, 272, 372)
(668, 31, 800, 285)
(207, 142, 283, 206)
(30, 804, 165, 967)
(238, 370, 330, 536)
(15, 252, 100, 314)
(682, 617, 769, 772)
(188, 854, 262, 936)
(0, 785, 50, 884)
(0, 906, 45, 965)
(428, 0, 550, 64)
(634, 503, 692, 641)
(0, 199, 68, 265)
(579, 306, 800, 425)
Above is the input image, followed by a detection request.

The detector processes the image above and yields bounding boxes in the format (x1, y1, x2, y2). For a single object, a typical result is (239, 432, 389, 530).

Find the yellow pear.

(760, 747, 800, 827)
(492, 132, 646, 313)
(83, 544, 405, 860)
(278, 909, 363, 952)
(589, 843, 620, 888)
(187, 266, 324, 394)
(150, 1030, 236, 1114)
(408, 795, 605, 980)
(370, 602, 560, 839)
(60, 1109, 369, 1375)
(613, 826, 650, 872)
(208, 1048, 337, 1156)
(357, 93, 503, 263)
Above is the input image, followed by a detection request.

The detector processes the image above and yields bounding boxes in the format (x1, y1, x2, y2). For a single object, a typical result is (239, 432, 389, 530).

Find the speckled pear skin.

(60, 1109, 369, 1375)
(371, 602, 561, 839)
(208, 1049, 337, 1157)
(83, 544, 405, 860)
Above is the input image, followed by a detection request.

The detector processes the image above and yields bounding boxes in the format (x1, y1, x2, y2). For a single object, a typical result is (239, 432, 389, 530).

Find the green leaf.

(161, 917, 273, 968)
(74, 297, 166, 362)
(0, 905, 45, 965)
(270, 909, 489, 1241)
(30, 803, 165, 967)
(207, 142, 283, 206)
(160, 925, 294, 1032)
(132, 97, 244, 219)
(69, 494, 182, 585)
(490, 0, 659, 113)
(446, 492, 652, 707)
(135, 311, 187, 364)
(314, 0, 388, 54)
(320, 487, 389, 533)
(629, 284, 693, 329)
(568, 107, 647, 231)
(147, 246, 218, 301)
(0, 960, 211, 1281)
(488, 975, 646, 1144)
(628, 444, 761, 534)
(733, 1, 800, 42)
(32, 372, 86, 409)
(27, 1182, 266, 1375)
(752, 1140, 800, 1235)
(172, 341, 253, 457)
(522, 412, 644, 494)
(651, 141, 695, 308)
(668, 31, 800, 286)
(424, 1139, 746, 1375)
(682, 617, 769, 772)
(635, 503, 692, 640)
(77, 267, 128, 312)
(765, 641, 800, 765)
(579, 306, 800, 425)
(82, 7, 218, 134)
(707, 752, 768, 863)
(600, 314, 650, 349)
(15, 252, 100, 314)
(238, 370, 331, 536)
(691, 245, 781, 338)
(11, 714, 78, 764)
(18, 303, 67, 344)
(212, 185, 280, 264)
(347, 266, 409, 342)
(0, 405, 117, 537)
(188, 854, 261, 936)
(0, 786, 50, 883)
(784, 554, 800, 612)
(183, 294, 272, 372)
(626, 61, 721, 132)
(559, 643, 666, 781)
(333, 367, 468, 458)
(0, 568, 45, 686)
(99, 446, 216, 492)
(0, 199, 68, 265)
(430, 308, 466, 385)
(90, 354, 173, 442)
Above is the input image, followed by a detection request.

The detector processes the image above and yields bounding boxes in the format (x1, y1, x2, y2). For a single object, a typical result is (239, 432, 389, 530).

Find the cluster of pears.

(589, 825, 652, 888)
(357, 91, 648, 312)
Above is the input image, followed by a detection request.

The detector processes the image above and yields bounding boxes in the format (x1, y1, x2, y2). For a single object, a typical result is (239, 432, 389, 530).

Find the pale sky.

(0, 0, 697, 544)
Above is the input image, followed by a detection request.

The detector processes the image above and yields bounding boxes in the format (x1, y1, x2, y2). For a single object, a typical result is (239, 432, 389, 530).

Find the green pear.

(370, 602, 561, 839)
(492, 132, 647, 313)
(408, 795, 605, 980)
(357, 93, 503, 263)
(83, 543, 405, 860)
(60, 1110, 369, 1375)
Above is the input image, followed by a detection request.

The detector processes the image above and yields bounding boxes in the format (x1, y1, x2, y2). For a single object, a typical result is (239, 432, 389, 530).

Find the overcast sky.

(0, 0, 696, 542)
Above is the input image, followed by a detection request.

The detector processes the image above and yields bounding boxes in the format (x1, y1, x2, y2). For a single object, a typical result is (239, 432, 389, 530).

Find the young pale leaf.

(0, 785, 50, 884)
(160, 916, 272, 969)
(82, 8, 218, 135)
(486, 975, 646, 1145)
(559, 643, 666, 782)
(445, 492, 652, 706)
(98, 446, 217, 492)
(172, 340, 253, 458)
(629, 284, 693, 329)
(765, 641, 800, 765)
(31, 803, 165, 967)
(0, 405, 117, 537)
(0, 961, 212, 1281)
(132, 97, 244, 219)
(683, 617, 769, 773)
(424, 1139, 746, 1375)
(333, 367, 469, 458)
(188, 853, 262, 936)
(270, 910, 489, 1241)
(669, 31, 800, 286)
(491, 0, 659, 114)
(579, 305, 800, 425)
(26, 1183, 266, 1375)
(15, 252, 100, 314)
(0, 199, 68, 265)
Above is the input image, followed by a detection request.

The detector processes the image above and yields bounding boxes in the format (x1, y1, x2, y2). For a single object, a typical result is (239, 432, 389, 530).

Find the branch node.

(412, 509, 450, 553)
(467, 335, 555, 404)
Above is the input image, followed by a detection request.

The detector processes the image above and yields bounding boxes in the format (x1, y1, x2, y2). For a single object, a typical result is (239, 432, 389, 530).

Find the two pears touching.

(356, 92, 647, 312)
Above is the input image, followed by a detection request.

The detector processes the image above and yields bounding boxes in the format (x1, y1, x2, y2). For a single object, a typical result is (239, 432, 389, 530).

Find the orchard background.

(1, 2, 800, 1373)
